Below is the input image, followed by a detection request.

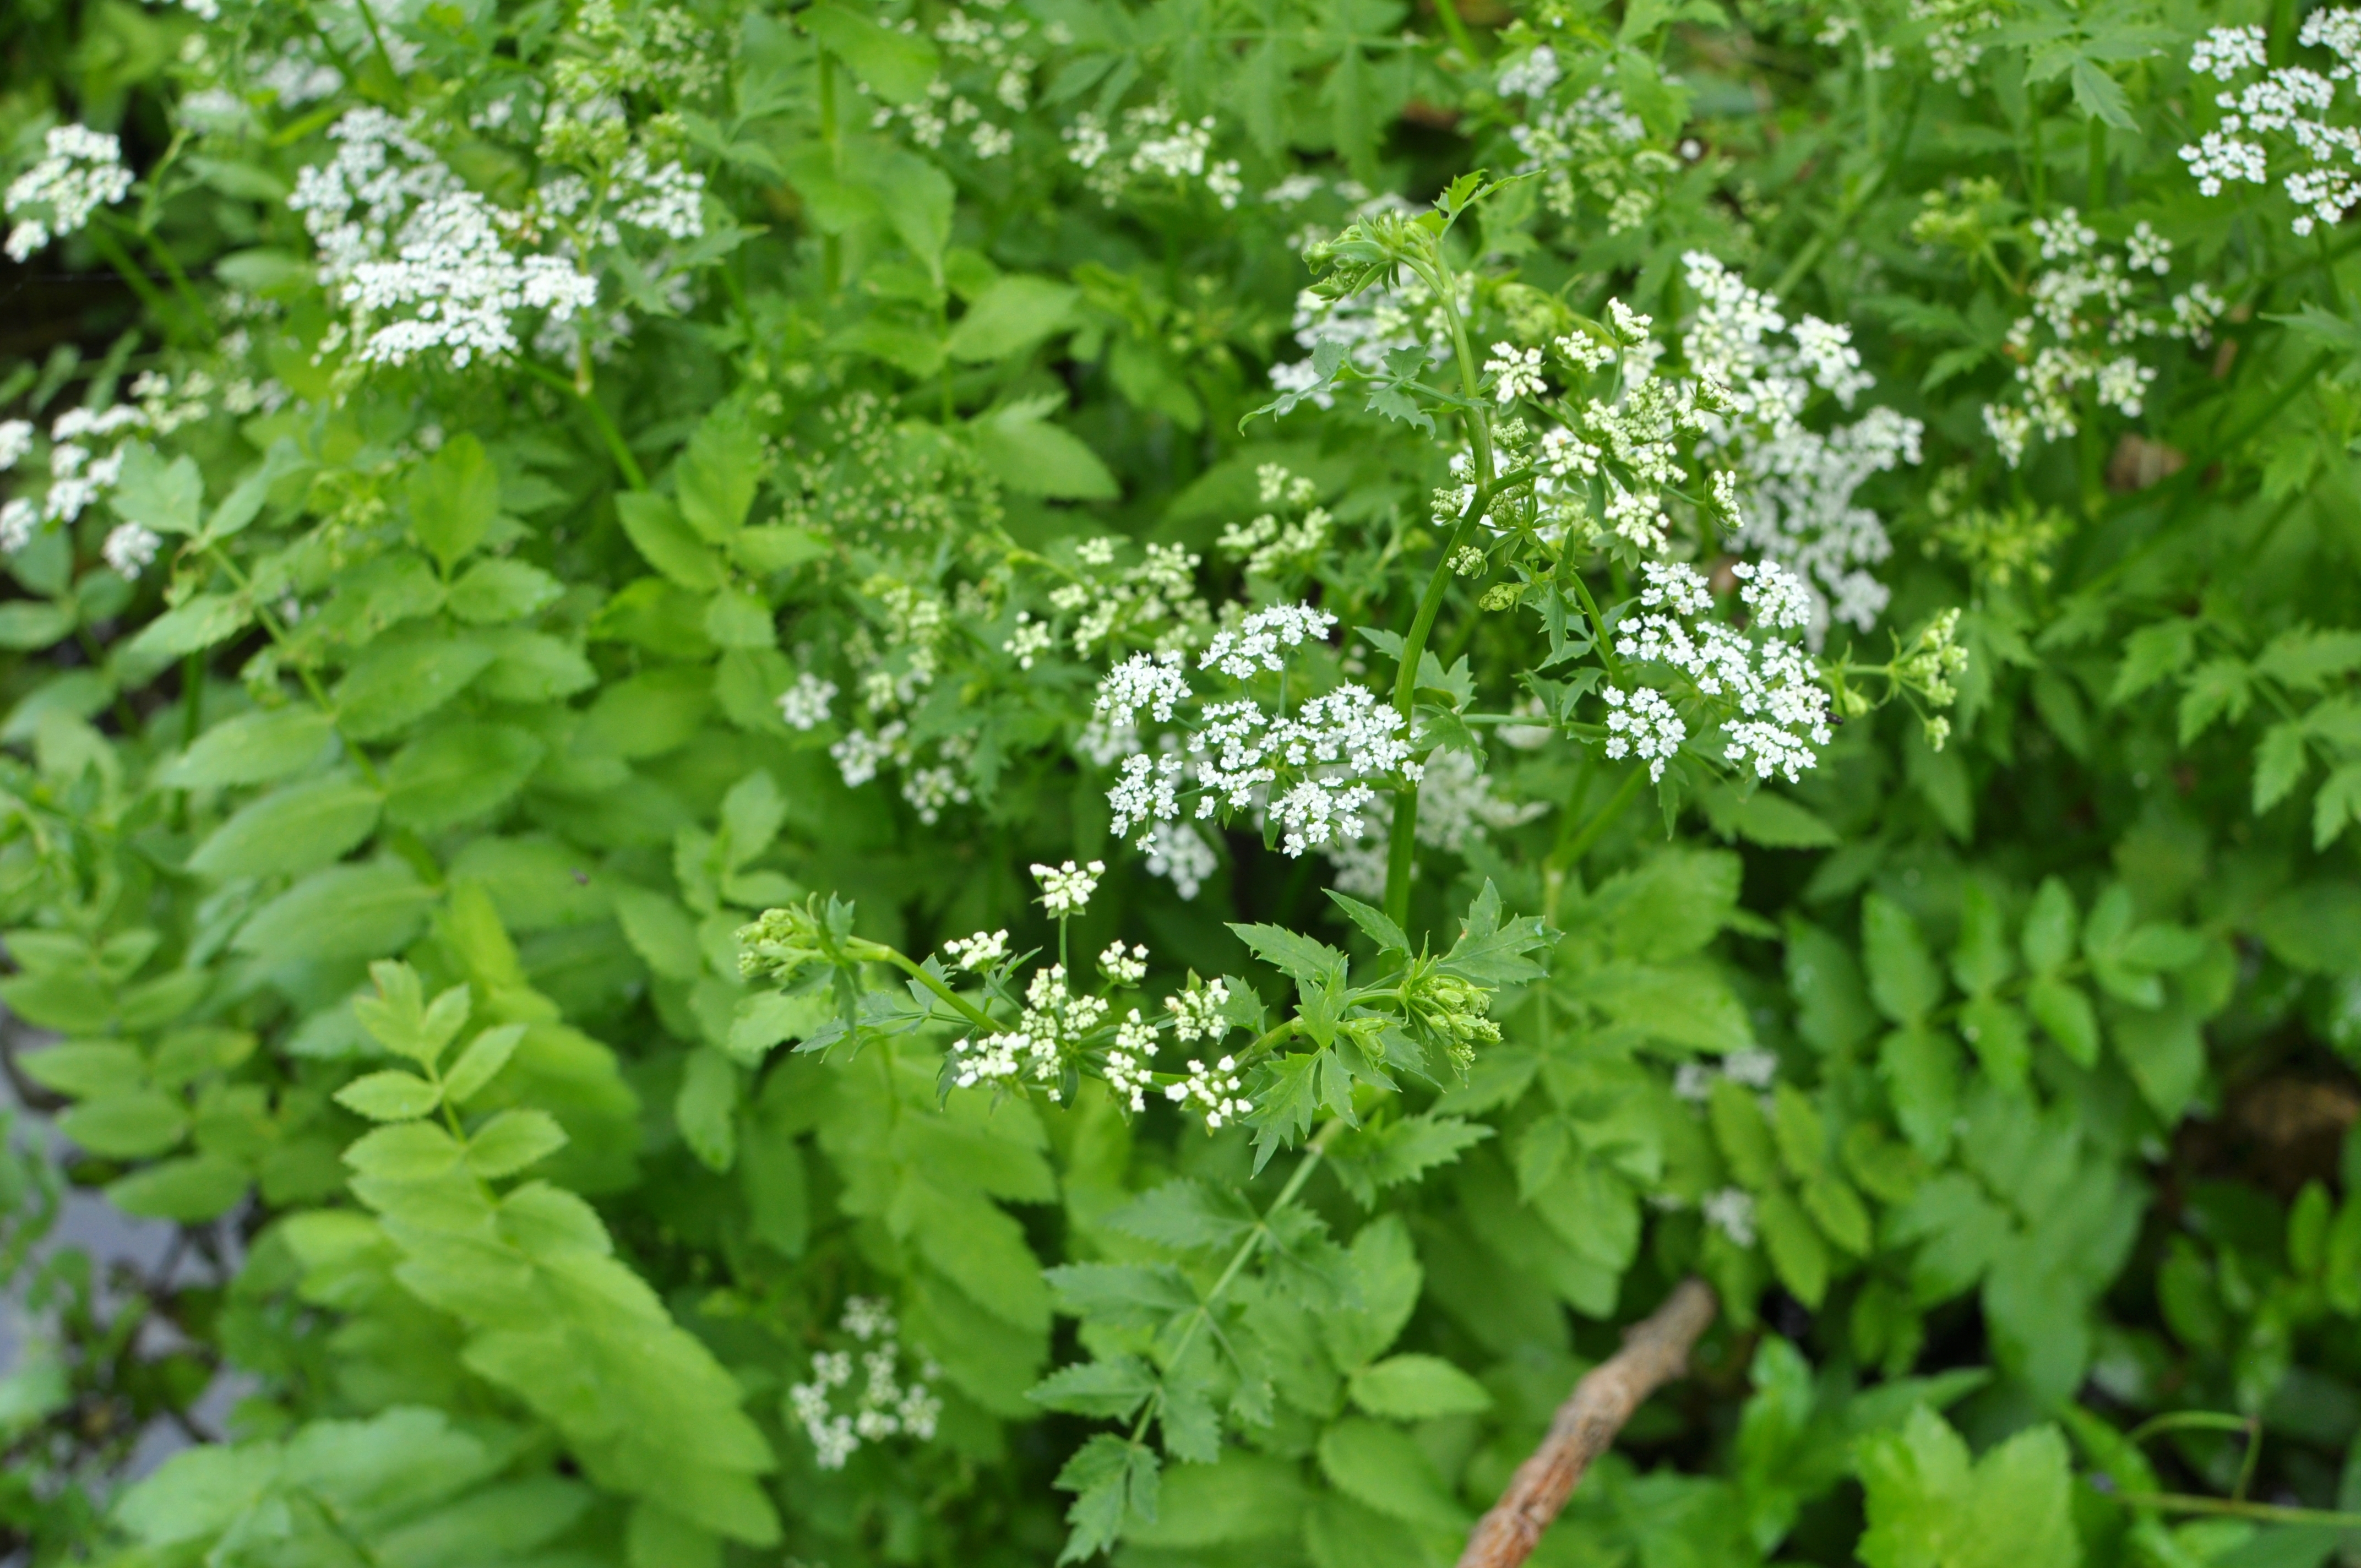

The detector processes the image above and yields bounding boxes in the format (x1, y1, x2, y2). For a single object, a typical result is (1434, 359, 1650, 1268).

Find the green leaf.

(106, 1153, 248, 1221)
(2025, 976, 2100, 1066)
(164, 709, 331, 793)
(1054, 1435, 1159, 1562)
(383, 723, 545, 832)
(1858, 1407, 2080, 1568)
(800, 1, 939, 104)
(352, 962, 472, 1068)
(448, 558, 563, 624)
(676, 1046, 740, 1173)
(406, 433, 502, 571)
(1315, 1418, 1467, 1529)
(467, 1108, 569, 1178)
(1950, 883, 2014, 996)
(1863, 893, 1944, 1025)
(443, 1025, 525, 1103)
(187, 775, 383, 880)
(0, 600, 74, 649)
(948, 275, 1081, 363)
(17, 1041, 144, 1098)
(1106, 1178, 1256, 1253)
(1323, 889, 1410, 955)
(58, 1090, 189, 1159)
(1228, 922, 1349, 989)
(877, 151, 954, 270)
(974, 400, 1119, 500)
(616, 493, 726, 590)
(1029, 1357, 1157, 1419)
(1347, 1354, 1493, 1418)
(2020, 878, 2079, 973)
(1758, 1186, 1830, 1306)
(2069, 56, 2136, 129)
(334, 633, 496, 741)
(111, 442, 204, 536)
(2256, 720, 2309, 813)
(232, 862, 437, 963)
(1880, 1027, 1962, 1159)
(613, 885, 703, 981)
(1959, 995, 2031, 1094)
(335, 1069, 444, 1122)
(676, 410, 763, 542)
(127, 593, 249, 661)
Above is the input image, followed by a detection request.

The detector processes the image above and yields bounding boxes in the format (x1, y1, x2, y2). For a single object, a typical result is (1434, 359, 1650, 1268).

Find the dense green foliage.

(6, 0, 2361, 1564)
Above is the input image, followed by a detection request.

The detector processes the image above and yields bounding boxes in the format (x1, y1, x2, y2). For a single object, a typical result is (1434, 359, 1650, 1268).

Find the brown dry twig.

(1455, 1277, 1719, 1568)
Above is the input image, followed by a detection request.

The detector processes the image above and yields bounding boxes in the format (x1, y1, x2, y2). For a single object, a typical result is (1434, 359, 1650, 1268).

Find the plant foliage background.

(4, 0, 2361, 1563)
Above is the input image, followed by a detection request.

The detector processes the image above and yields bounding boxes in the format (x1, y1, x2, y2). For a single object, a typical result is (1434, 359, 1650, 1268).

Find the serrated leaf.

(1029, 1357, 1156, 1418)
(1347, 1354, 1492, 1418)
(1862, 894, 1943, 1026)
(466, 1108, 569, 1178)
(443, 1024, 525, 1104)
(1106, 1179, 1255, 1253)
(335, 1070, 443, 1122)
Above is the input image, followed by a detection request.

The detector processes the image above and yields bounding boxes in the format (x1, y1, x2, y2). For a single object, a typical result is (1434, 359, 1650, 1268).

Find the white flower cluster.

(1486, 341, 1548, 404)
(1100, 605, 1421, 862)
(1978, 209, 2224, 467)
(1907, 0, 2003, 89)
(1065, 102, 1242, 208)
(1609, 559, 1831, 782)
(1673, 1046, 1780, 1102)
(1495, 46, 1562, 99)
(787, 1298, 942, 1471)
(932, 929, 1256, 1127)
(5, 125, 133, 262)
(1217, 464, 1332, 582)
(291, 109, 600, 367)
(2180, 13, 2361, 235)
(1032, 859, 1104, 916)
(943, 929, 1011, 972)
(1602, 685, 1687, 781)
(777, 671, 837, 730)
(0, 373, 230, 559)
(1508, 83, 1672, 231)
(1048, 538, 1211, 658)
(950, 962, 1109, 1100)
(1677, 254, 1922, 633)
(873, 5, 1038, 158)
(1166, 1054, 1250, 1130)
(1701, 1186, 1758, 1247)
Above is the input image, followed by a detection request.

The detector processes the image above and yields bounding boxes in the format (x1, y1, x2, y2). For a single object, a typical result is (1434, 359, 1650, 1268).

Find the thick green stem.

(516, 362, 647, 489)
(873, 947, 1001, 1033)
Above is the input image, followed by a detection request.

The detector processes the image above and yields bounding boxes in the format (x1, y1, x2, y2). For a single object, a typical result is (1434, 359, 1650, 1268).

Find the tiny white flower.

(1032, 858, 1105, 915)
(102, 521, 160, 578)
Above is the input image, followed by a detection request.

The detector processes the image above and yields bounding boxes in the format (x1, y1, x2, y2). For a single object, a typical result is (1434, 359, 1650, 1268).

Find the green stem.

(516, 362, 647, 489)
(1552, 767, 1647, 870)
(81, 226, 178, 331)
(1430, 0, 1481, 64)
(874, 948, 1001, 1034)
(818, 51, 843, 292)
(2114, 1493, 2361, 1528)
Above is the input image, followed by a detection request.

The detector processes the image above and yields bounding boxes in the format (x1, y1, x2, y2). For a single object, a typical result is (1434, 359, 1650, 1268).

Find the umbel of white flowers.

(1097, 602, 1421, 859)
(5, 125, 132, 262)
